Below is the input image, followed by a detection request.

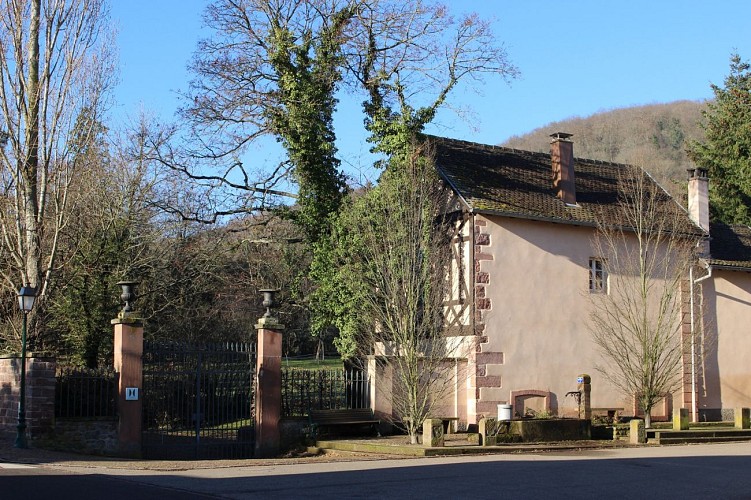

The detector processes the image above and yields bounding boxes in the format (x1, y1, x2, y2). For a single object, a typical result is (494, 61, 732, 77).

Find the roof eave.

(470, 208, 706, 239)
(436, 166, 474, 214)
(471, 208, 598, 229)
(705, 261, 751, 272)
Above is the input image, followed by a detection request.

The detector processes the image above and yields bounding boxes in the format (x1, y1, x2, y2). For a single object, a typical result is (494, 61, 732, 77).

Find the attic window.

(589, 258, 608, 294)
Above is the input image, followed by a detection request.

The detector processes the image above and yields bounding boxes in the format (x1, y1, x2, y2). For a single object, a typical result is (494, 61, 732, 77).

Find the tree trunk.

(644, 412, 652, 429)
(23, 0, 42, 290)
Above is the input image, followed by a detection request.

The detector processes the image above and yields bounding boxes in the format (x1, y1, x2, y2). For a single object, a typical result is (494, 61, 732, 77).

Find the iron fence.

(282, 368, 369, 417)
(55, 367, 118, 418)
(141, 341, 256, 460)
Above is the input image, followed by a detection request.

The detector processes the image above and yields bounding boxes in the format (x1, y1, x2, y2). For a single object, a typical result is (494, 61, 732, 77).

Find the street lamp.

(15, 285, 37, 449)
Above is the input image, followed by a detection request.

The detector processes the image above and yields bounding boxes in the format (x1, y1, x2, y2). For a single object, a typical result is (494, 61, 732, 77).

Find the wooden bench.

(309, 408, 380, 437)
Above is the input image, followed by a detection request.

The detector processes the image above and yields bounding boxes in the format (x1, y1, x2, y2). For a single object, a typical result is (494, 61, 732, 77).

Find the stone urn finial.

(255, 288, 284, 331)
(116, 281, 139, 314)
(259, 288, 279, 318)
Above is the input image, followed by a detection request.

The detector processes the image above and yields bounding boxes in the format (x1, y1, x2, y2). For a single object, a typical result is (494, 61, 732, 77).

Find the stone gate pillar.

(255, 313, 284, 458)
(112, 281, 142, 458)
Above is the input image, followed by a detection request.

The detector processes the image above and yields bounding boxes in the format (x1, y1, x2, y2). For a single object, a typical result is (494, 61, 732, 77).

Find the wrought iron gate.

(142, 341, 256, 459)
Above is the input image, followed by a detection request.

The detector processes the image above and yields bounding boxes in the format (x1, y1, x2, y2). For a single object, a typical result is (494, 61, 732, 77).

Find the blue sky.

(110, 0, 751, 182)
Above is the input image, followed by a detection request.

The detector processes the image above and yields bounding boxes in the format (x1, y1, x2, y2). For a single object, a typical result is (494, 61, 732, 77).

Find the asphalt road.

(0, 463, 214, 500)
(3, 442, 751, 499)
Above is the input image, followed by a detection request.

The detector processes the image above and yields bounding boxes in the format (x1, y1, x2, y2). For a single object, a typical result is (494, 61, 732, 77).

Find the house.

(698, 220, 751, 420)
(385, 132, 751, 425)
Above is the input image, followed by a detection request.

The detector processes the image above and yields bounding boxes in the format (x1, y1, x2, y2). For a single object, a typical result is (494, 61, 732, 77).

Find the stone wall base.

(48, 419, 119, 455)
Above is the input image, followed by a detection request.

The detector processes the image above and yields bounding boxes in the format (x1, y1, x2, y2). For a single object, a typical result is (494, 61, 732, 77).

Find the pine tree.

(688, 53, 751, 225)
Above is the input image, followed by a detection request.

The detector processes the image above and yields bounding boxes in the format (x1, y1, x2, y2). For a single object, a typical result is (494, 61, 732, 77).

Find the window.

(589, 258, 607, 293)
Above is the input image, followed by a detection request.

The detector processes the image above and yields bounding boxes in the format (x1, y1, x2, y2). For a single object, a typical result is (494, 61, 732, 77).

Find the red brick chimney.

(687, 167, 709, 232)
(551, 132, 576, 205)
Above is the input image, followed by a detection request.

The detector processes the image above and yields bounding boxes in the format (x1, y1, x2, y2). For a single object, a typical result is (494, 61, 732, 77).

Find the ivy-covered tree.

(169, 0, 516, 239)
(170, 1, 517, 363)
(264, 5, 352, 241)
(688, 53, 751, 225)
(174, 0, 355, 243)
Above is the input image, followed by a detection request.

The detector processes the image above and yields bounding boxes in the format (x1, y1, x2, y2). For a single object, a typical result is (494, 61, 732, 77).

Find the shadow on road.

(4, 453, 751, 499)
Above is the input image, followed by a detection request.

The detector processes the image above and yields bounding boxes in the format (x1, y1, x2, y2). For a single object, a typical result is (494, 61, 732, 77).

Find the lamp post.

(15, 285, 37, 449)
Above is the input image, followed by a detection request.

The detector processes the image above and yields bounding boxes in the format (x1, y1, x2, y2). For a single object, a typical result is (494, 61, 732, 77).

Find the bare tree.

(43, 114, 173, 364)
(0, 0, 113, 325)
(589, 167, 700, 427)
(351, 1, 517, 158)
(334, 142, 466, 443)
(157, 0, 516, 235)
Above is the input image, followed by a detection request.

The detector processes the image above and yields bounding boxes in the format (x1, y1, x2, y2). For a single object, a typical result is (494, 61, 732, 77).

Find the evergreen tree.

(688, 53, 751, 225)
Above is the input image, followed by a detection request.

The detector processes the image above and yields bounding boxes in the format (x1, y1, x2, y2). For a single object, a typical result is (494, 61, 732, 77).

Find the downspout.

(470, 211, 476, 346)
(690, 263, 712, 422)
(454, 359, 459, 421)
(469, 210, 477, 424)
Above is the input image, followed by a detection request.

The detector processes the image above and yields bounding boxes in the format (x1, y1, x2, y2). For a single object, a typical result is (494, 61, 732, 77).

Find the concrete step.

(652, 430, 751, 438)
(648, 428, 751, 444)
(655, 435, 751, 445)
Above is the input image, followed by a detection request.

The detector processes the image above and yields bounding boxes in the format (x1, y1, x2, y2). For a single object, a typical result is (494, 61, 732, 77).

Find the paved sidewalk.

(0, 430, 637, 471)
(0, 431, 410, 471)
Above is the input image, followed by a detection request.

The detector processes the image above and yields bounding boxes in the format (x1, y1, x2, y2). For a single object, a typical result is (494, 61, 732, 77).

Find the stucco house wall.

(472, 213, 683, 420)
(700, 269, 751, 419)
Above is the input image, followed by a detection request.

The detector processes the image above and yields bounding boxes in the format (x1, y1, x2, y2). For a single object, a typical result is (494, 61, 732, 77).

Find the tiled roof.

(708, 223, 751, 270)
(430, 135, 701, 236)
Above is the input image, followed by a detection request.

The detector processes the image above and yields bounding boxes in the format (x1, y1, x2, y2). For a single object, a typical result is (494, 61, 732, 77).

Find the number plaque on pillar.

(125, 388, 139, 401)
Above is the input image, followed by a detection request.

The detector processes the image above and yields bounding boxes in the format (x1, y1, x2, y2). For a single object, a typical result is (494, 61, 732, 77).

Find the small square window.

(589, 258, 607, 294)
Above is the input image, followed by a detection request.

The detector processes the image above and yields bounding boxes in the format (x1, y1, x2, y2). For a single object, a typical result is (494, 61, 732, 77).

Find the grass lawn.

(283, 357, 343, 370)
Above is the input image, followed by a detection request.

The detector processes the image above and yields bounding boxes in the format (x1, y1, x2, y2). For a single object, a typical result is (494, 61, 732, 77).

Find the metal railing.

(55, 354, 369, 425)
(141, 341, 256, 459)
(282, 368, 369, 417)
(55, 367, 118, 418)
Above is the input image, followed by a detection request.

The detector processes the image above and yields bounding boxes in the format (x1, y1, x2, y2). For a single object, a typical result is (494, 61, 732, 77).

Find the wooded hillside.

(502, 100, 707, 201)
